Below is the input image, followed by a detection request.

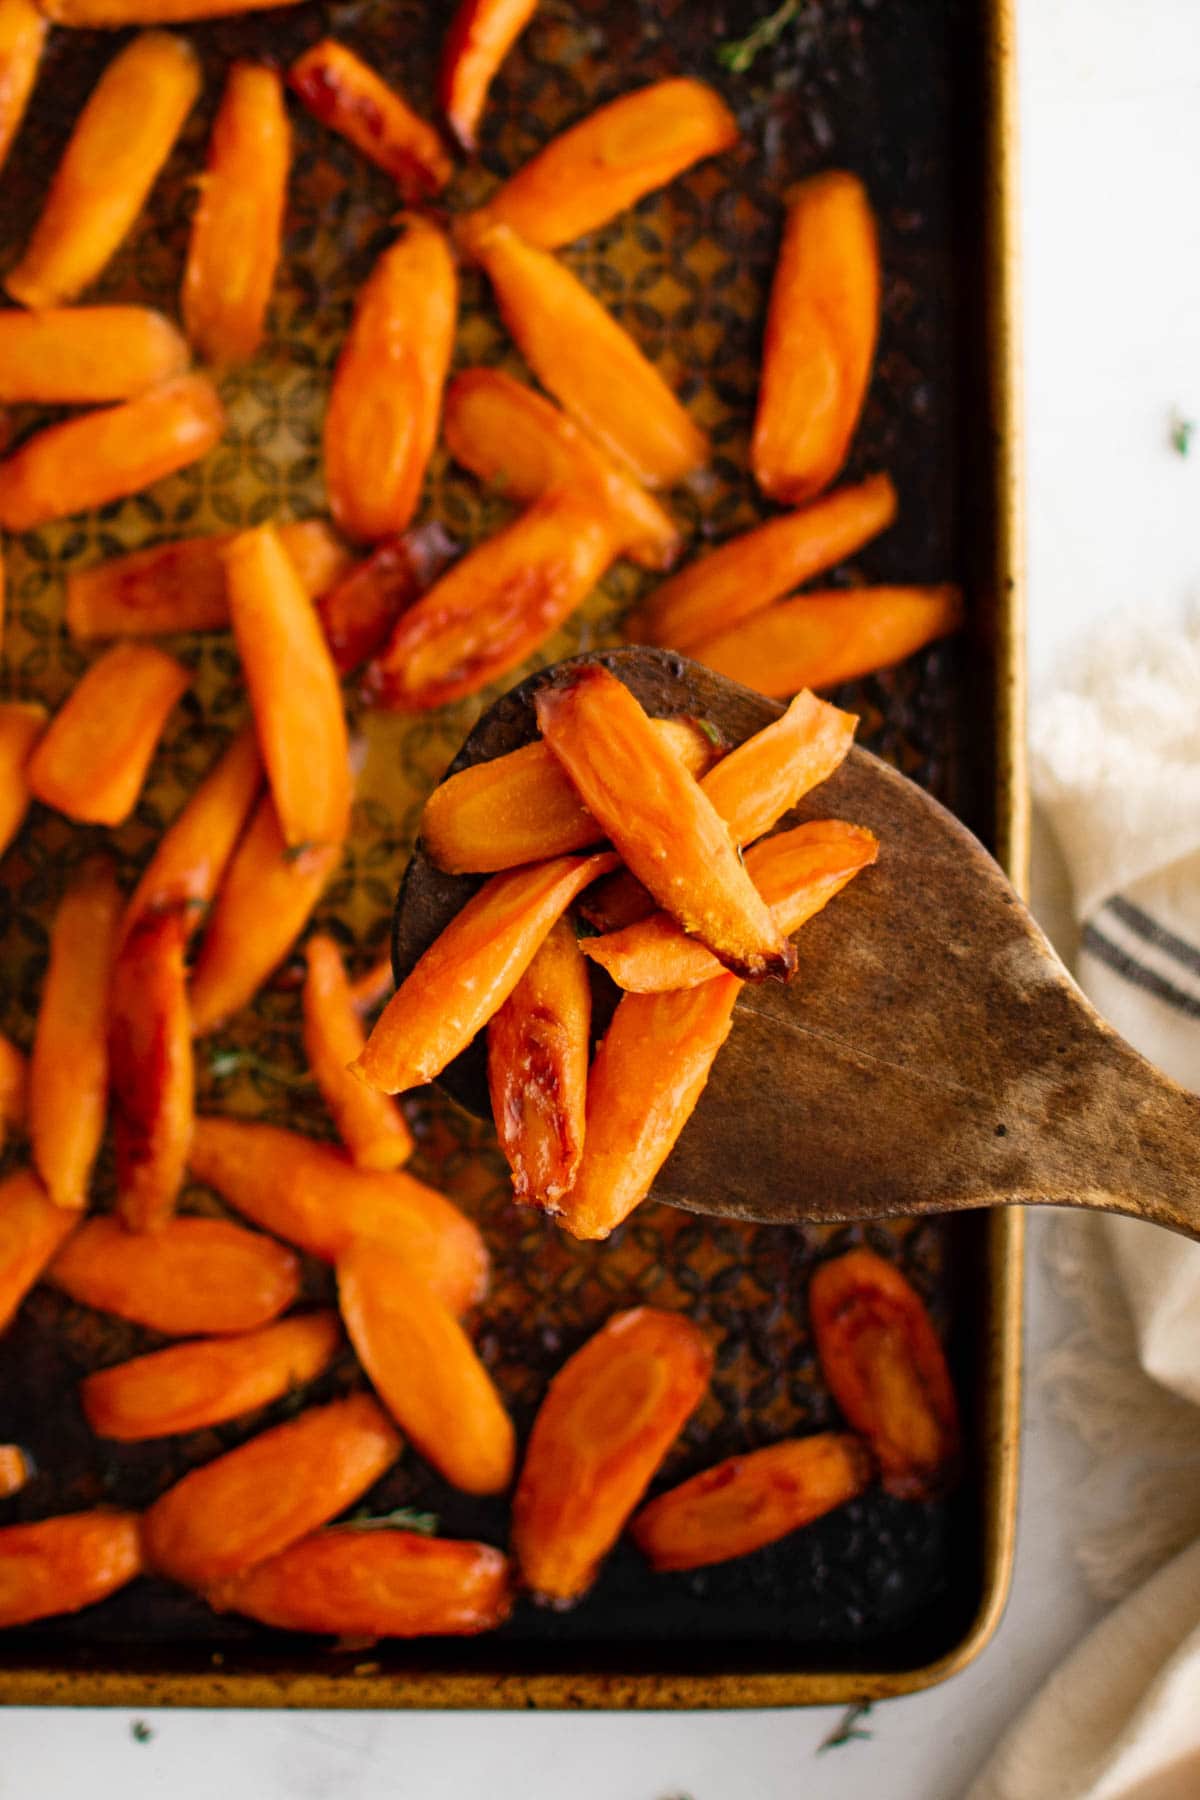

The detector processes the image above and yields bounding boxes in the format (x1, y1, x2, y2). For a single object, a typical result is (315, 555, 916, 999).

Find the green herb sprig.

(717, 0, 803, 73)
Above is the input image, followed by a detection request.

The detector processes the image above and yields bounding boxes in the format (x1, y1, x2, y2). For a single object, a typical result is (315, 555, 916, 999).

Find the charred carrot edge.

(5, 32, 201, 309)
(40, 0, 301, 22)
(0, 1031, 25, 1150)
(289, 39, 452, 199)
(0, 0, 47, 177)
(27, 643, 189, 827)
(809, 1248, 960, 1501)
(109, 906, 194, 1233)
(303, 934, 414, 1171)
(438, 0, 538, 151)
(349, 954, 394, 1014)
(354, 849, 617, 1095)
(80, 1311, 342, 1441)
(0, 1443, 30, 1497)
(0, 1512, 142, 1628)
(0, 307, 189, 407)
(142, 1392, 401, 1590)
(0, 699, 46, 860)
(316, 536, 425, 676)
(0, 1169, 78, 1333)
(512, 1307, 712, 1604)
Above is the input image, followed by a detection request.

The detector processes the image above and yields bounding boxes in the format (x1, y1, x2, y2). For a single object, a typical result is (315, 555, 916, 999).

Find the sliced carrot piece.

(0, 1512, 142, 1628)
(535, 664, 792, 981)
(636, 472, 897, 650)
(487, 917, 589, 1208)
(0, 372, 224, 532)
(5, 32, 201, 309)
(463, 221, 709, 488)
(142, 1391, 400, 1591)
(631, 1433, 873, 1572)
(182, 62, 289, 369)
(188, 1115, 488, 1313)
(27, 643, 189, 826)
(0, 699, 46, 859)
(40, 0, 300, 18)
(0, 1444, 29, 1496)
(303, 934, 414, 1171)
(28, 858, 122, 1210)
(438, 0, 538, 151)
(47, 1215, 300, 1336)
(0, 307, 188, 406)
(354, 849, 617, 1096)
(324, 216, 457, 543)
(211, 1526, 511, 1636)
(809, 1248, 960, 1501)
(752, 171, 880, 506)
(224, 524, 351, 851)
(0, 1170, 77, 1332)
(512, 1307, 712, 1604)
(316, 536, 425, 676)
(289, 39, 452, 200)
(109, 907, 193, 1233)
(0, 1032, 24, 1152)
(0, 0, 47, 177)
(349, 954, 393, 1013)
(80, 1311, 341, 1441)
(338, 1238, 514, 1495)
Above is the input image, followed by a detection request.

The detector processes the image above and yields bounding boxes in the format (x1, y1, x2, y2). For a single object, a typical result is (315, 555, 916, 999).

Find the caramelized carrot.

(631, 1433, 873, 1571)
(512, 1307, 711, 1604)
(142, 1392, 400, 1591)
(109, 907, 193, 1233)
(0, 0, 46, 177)
(224, 524, 351, 851)
(354, 850, 617, 1096)
(0, 1444, 29, 1496)
(47, 1215, 300, 1336)
(338, 1238, 514, 1495)
(487, 917, 589, 1208)
(535, 665, 792, 981)
(41, 0, 302, 20)
(289, 39, 452, 200)
(690, 584, 965, 696)
(463, 222, 709, 487)
(752, 171, 880, 506)
(324, 217, 456, 543)
(0, 1170, 77, 1332)
(809, 1248, 960, 1500)
(28, 858, 122, 1210)
(182, 63, 289, 368)
(636, 472, 898, 650)
(0, 1032, 24, 1152)
(0, 373, 224, 532)
(210, 1526, 511, 1636)
(188, 1116, 488, 1313)
(350, 954, 394, 1013)
(0, 1512, 142, 1628)
(0, 700, 46, 859)
(316, 536, 425, 675)
(27, 643, 189, 826)
(81, 1311, 341, 1441)
(5, 32, 201, 309)
(438, 0, 538, 150)
(0, 307, 188, 406)
(303, 934, 414, 1171)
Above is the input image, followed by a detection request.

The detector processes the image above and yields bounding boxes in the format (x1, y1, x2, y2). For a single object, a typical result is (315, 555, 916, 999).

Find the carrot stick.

(438, 0, 539, 151)
(354, 849, 617, 1096)
(27, 643, 189, 826)
(487, 917, 589, 1208)
(0, 1512, 142, 1628)
(28, 858, 122, 1210)
(316, 536, 426, 675)
(4, 32, 201, 309)
(349, 954, 394, 1013)
(0, 307, 188, 406)
(0, 700, 46, 859)
(188, 1116, 488, 1314)
(47, 1215, 301, 1335)
(0, 1170, 78, 1332)
(512, 1307, 712, 1604)
(303, 934, 414, 1171)
(182, 63, 290, 369)
(0, 1032, 24, 1152)
(0, 1444, 29, 1496)
(289, 39, 452, 200)
(41, 0, 302, 21)
(0, 373, 224, 532)
(142, 1392, 401, 1591)
(338, 1238, 514, 1495)
(109, 907, 193, 1233)
(81, 1311, 342, 1441)
(0, 0, 47, 177)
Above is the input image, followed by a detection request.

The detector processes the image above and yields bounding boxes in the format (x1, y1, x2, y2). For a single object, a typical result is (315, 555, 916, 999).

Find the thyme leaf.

(1170, 412, 1195, 458)
(206, 1049, 315, 1090)
(130, 1720, 154, 1744)
(817, 1701, 874, 1753)
(717, 0, 803, 73)
(347, 1505, 440, 1536)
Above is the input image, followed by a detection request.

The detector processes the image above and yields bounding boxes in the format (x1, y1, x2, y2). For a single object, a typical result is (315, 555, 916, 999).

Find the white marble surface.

(9, 0, 1200, 1791)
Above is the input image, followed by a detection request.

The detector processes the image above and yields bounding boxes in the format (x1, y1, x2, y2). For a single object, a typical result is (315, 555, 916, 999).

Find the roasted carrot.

(81, 1311, 341, 1441)
(303, 934, 414, 1171)
(354, 849, 616, 1096)
(463, 222, 709, 488)
(289, 39, 452, 200)
(512, 1307, 712, 1604)
(142, 1392, 400, 1591)
(5, 32, 201, 309)
(752, 171, 880, 506)
(41, 0, 302, 21)
(0, 373, 224, 532)
(0, 1512, 142, 1628)
(324, 217, 457, 543)
(631, 1433, 873, 1572)
(0, 307, 188, 406)
(316, 536, 427, 675)
(28, 858, 122, 1211)
(0, 1170, 77, 1333)
(108, 907, 193, 1233)
(809, 1248, 960, 1501)
(0, 700, 46, 859)
(27, 643, 189, 826)
(535, 665, 792, 981)
(0, 0, 46, 177)
(47, 1215, 300, 1336)
(210, 1526, 511, 1636)
(182, 63, 289, 368)
(487, 918, 589, 1208)
(188, 1116, 488, 1313)
(472, 79, 738, 248)
(188, 793, 342, 1035)
(438, 0, 538, 150)
(635, 472, 897, 650)
(0, 1444, 29, 1496)
(0, 1032, 24, 1152)
(690, 585, 965, 697)
(338, 1238, 514, 1495)
(350, 954, 394, 1013)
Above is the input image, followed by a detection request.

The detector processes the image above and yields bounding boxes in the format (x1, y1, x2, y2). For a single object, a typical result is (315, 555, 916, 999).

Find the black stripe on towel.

(1082, 924, 1200, 1019)
(1105, 896, 1200, 980)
